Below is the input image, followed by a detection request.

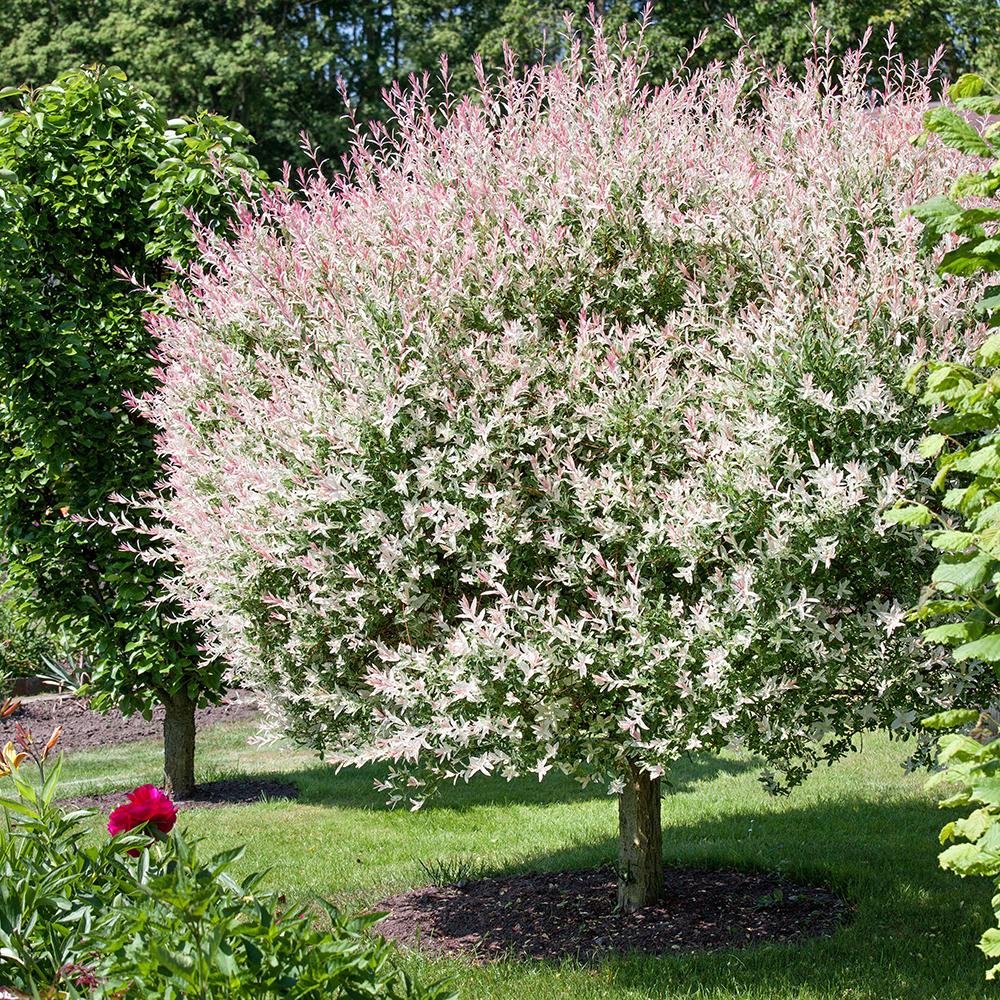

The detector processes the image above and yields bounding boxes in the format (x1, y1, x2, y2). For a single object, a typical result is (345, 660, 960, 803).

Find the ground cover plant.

(126, 17, 995, 912)
(0, 67, 264, 796)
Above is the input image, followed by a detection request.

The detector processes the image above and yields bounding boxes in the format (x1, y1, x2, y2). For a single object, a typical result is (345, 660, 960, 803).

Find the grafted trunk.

(617, 759, 663, 911)
(162, 691, 196, 799)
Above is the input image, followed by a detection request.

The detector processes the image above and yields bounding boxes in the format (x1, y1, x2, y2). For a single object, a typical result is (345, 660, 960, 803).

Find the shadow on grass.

(434, 793, 995, 1000)
(173, 752, 994, 998)
(284, 752, 760, 812)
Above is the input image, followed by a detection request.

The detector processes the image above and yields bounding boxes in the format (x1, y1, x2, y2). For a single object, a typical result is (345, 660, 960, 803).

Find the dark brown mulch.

(377, 865, 847, 962)
(60, 777, 299, 813)
(0, 692, 258, 754)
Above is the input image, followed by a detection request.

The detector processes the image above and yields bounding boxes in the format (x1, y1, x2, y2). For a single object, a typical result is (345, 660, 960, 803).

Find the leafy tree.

(0, 67, 262, 796)
(473, 1, 1000, 85)
(127, 26, 991, 908)
(0, 0, 477, 173)
(0, 1, 350, 174)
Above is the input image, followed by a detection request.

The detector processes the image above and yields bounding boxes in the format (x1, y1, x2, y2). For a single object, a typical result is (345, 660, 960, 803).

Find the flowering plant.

(0, 741, 450, 998)
(107, 784, 178, 857)
(127, 19, 993, 907)
(107, 784, 178, 838)
(0, 698, 61, 787)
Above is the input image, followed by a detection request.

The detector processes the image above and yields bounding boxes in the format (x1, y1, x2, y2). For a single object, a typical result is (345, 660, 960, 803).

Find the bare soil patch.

(377, 865, 846, 962)
(0, 692, 258, 754)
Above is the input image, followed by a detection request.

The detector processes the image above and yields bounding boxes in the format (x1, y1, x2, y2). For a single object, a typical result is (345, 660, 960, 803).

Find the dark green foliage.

(473, 0, 999, 90)
(0, 1, 996, 173)
(0, 68, 260, 728)
(0, 590, 56, 680)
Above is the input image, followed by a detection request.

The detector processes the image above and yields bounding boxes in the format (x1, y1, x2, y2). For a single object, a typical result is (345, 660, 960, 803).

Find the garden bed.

(377, 865, 847, 962)
(0, 691, 258, 753)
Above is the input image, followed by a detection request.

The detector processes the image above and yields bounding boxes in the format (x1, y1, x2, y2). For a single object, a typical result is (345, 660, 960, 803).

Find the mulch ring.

(0, 691, 258, 754)
(377, 865, 847, 962)
(60, 776, 299, 813)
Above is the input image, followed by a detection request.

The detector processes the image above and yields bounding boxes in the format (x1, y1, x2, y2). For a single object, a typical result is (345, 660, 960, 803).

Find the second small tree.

(0, 67, 262, 796)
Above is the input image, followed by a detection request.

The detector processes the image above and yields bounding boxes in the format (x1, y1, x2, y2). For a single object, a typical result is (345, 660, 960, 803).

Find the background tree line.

(1, 0, 997, 174)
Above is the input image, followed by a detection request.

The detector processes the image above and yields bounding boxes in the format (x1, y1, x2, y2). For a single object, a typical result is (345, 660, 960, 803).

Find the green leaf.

(923, 708, 981, 729)
(928, 530, 976, 552)
(953, 807, 997, 843)
(925, 107, 994, 157)
(953, 632, 1000, 662)
(932, 552, 996, 592)
(979, 334, 1000, 365)
(972, 776, 1000, 806)
(911, 193, 964, 232)
(949, 74, 985, 100)
(884, 504, 933, 527)
(924, 622, 983, 645)
(919, 433, 948, 458)
(940, 238, 1000, 277)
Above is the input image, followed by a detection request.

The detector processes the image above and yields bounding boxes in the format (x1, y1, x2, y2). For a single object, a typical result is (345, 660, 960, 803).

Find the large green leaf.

(925, 107, 994, 158)
(932, 552, 996, 592)
(884, 504, 933, 527)
(954, 632, 1000, 662)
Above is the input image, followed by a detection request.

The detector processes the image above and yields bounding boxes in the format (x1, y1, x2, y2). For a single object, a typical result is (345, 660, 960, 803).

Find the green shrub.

(895, 73, 1000, 978)
(0, 590, 56, 680)
(900, 74, 1000, 690)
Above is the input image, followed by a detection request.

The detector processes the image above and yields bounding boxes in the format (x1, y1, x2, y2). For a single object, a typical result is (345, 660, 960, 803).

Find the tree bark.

(162, 691, 196, 799)
(617, 759, 663, 911)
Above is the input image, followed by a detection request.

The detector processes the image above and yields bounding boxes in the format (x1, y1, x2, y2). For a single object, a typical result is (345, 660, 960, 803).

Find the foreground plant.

(127, 20, 992, 910)
(892, 73, 1000, 978)
(0, 731, 449, 998)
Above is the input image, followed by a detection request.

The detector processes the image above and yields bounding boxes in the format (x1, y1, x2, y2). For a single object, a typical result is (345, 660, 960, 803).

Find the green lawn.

(59, 723, 994, 1000)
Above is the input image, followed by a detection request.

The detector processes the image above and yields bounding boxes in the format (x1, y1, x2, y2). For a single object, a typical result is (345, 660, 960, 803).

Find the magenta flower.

(108, 784, 178, 845)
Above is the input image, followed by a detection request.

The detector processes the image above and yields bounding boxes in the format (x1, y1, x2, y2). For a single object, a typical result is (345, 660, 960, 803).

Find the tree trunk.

(162, 691, 196, 799)
(617, 759, 663, 911)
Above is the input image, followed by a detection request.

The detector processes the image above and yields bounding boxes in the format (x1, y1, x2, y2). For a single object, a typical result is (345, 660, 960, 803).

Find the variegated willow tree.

(121, 22, 992, 908)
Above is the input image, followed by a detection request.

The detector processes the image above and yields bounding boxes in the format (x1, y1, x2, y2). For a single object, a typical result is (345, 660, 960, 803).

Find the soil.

(61, 776, 298, 813)
(0, 691, 299, 811)
(0, 691, 258, 754)
(377, 865, 847, 962)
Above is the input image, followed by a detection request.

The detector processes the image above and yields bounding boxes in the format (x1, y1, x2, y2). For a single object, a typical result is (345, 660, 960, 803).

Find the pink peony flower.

(107, 784, 178, 843)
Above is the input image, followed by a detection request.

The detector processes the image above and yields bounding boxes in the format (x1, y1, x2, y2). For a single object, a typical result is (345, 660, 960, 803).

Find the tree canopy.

(126, 25, 994, 909)
(1, 0, 996, 173)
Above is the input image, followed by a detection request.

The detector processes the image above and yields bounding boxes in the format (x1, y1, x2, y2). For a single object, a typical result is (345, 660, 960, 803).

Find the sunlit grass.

(59, 723, 994, 999)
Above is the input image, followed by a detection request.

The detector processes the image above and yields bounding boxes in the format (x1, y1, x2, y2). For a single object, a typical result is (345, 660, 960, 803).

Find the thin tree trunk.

(162, 691, 196, 799)
(617, 758, 663, 911)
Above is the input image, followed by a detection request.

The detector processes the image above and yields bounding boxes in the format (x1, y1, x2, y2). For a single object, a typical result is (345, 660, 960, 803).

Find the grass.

(58, 723, 995, 1000)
